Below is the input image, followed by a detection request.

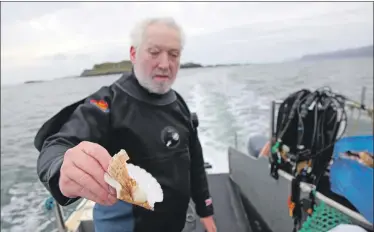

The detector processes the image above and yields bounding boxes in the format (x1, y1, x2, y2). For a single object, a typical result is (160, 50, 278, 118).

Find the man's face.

(130, 22, 182, 94)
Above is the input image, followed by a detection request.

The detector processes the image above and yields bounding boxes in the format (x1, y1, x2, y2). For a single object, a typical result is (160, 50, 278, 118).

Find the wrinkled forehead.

(142, 23, 182, 52)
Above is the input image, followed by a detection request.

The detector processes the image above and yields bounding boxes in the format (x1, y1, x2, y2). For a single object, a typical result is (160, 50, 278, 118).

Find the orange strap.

(259, 141, 270, 157)
(287, 195, 295, 217)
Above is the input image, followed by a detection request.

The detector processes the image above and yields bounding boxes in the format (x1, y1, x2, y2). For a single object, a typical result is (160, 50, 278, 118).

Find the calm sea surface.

(1, 58, 373, 232)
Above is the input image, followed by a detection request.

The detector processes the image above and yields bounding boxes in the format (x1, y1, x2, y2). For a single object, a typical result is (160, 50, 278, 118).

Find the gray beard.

(134, 69, 173, 95)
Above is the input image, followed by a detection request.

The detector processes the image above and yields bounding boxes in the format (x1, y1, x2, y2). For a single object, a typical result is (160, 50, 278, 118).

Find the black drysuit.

(35, 72, 214, 232)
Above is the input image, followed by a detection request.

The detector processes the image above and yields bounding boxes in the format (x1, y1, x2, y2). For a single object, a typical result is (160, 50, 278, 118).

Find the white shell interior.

(103, 164, 164, 209)
(127, 164, 164, 208)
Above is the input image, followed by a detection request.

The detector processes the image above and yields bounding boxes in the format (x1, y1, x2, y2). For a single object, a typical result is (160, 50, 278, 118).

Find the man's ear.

(130, 46, 136, 63)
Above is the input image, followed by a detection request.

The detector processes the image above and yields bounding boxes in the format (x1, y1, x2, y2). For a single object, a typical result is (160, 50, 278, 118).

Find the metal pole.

(234, 132, 238, 149)
(352, 86, 367, 134)
(270, 101, 276, 145)
(360, 86, 366, 106)
(53, 200, 66, 232)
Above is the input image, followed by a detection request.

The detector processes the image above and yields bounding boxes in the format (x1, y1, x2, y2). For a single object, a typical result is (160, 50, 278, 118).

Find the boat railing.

(55, 201, 66, 232)
(44, 196, 67, 232)
(277, 168, 372, 227)
(46, 196, 92, 232)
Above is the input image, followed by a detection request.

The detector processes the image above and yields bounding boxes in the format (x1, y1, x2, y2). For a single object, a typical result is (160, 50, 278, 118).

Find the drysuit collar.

(115, 71, 177, 106)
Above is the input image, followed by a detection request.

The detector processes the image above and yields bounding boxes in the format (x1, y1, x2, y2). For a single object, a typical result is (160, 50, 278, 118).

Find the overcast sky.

(1, 2, 373, 85)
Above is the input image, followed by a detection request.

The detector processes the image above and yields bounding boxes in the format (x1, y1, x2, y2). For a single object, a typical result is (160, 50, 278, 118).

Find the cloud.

(1, 2, 373, 85)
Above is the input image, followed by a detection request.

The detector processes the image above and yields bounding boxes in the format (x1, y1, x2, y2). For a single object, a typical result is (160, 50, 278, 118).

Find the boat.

(45, 87, 373, 232)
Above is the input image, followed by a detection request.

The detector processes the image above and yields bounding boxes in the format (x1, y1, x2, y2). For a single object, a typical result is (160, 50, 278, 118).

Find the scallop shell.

(127, 163, 164, 208)
(104, 149, 163, 210)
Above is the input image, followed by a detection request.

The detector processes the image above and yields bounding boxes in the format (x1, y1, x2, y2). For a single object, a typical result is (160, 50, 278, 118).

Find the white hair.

(130, 17, 185, 50)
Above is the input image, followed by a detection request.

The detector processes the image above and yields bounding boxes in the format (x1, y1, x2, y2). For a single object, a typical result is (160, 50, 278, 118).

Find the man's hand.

(59, 141, 118, 206)
(201, 216, 217, 232)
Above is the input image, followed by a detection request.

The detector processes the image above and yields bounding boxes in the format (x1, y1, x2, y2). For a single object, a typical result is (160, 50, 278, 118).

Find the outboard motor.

(247, 134, 268, 158)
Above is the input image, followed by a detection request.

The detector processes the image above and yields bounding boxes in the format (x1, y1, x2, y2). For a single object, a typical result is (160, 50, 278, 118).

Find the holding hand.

(59, 141, 118, 206)
(201, 216, 217, 232)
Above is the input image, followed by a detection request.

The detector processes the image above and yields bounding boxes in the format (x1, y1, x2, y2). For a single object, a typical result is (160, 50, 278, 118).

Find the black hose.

(275, 87, 350, 166)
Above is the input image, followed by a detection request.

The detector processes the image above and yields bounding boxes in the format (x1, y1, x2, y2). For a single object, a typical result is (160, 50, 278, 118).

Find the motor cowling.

(247, 134, 268, 158)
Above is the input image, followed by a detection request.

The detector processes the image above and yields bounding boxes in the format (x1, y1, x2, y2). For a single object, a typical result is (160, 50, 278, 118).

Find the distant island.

(80, 60, 244, 77)
(80, 60, 133, 77)
(180, 62, 203, 69)
(24, 80, 45, 84)
(300, 45, 373, 61)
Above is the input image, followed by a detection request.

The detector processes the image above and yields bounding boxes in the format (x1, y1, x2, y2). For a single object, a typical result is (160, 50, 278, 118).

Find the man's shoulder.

(87, 72, 131, 102)
(173, 89, 184, 101)
(110, 71, 134, 91)
(172, 90, 200, 129)
(173, 90, 191, 113)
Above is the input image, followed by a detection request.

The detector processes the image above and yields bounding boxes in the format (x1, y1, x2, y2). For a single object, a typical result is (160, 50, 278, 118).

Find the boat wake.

(1, 182, 57, 232)
(185, 71, 271, 174)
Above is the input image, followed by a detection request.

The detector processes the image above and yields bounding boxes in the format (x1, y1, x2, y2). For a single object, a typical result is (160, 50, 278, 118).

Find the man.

(35, 17, 217, 232)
